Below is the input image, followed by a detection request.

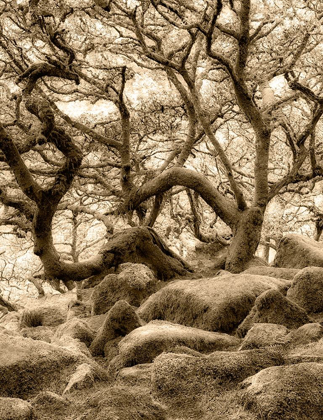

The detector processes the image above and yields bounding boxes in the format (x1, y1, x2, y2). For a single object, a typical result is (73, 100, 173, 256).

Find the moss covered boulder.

(108, 320, 241, 374)
(240, 363, 323, 419)
(284, 323, 323, 347)
(274, 234, 323, 269)
(236, 289, 311, 337)
(91, 263, 157, 315)
(90, 300, 142, 356)
(244, 266, 298, 281)
(31, 391, 71, 419)
(54, 318, 95, 347)
(239, 323, 289, 350)
(0, 331, 106, 398)
(152, 349, 284, 410)
(0, 397, 33, 420)
(287, 267, 323, 313)
(137, 274, 290, 333)
(286, 338, 323, 364)
(81, 386, 166, 420)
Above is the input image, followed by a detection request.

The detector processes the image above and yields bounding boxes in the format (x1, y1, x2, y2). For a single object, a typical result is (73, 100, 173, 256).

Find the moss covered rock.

(108, 320, 241, 375)
(240, 362, 323, 419)
(52, 336, 92, 358)
(90, 300, 142, 356)
(54, 318, 95, 347)
(239, 323, 289, 350)
(286, 338, 323, 364)
(80, 386, 166, 420)
(0, 331, 106, 398)
(0, 397, 33, 420)
(274, 234, 323, 269)
(152, 349, 284, 409)
(137, 274, 290, 333)
(31, 391, 70, 419)
(20, 326, 55, 343)
(287, 267, 323, 313)
(236, 289, 311, 337)
(284, 323, 323, 347)
(91, 264, 157, 315)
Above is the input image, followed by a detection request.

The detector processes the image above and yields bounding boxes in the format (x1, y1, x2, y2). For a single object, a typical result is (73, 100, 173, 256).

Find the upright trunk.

(225, 206, 264, 273)
(263, 235, 271, 262)
(314, 219, 323, 242)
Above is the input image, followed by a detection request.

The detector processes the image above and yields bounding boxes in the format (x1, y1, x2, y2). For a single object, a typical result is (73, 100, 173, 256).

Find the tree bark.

(225, 207, 264, 273)
(263, 236, 271, 263)
(315, 219, 323, 242)
(0, 295, 18, 311)
(39, 227, 192, 282)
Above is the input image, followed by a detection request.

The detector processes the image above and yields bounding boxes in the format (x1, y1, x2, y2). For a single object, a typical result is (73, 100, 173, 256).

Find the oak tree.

(0, 0, 322, 283)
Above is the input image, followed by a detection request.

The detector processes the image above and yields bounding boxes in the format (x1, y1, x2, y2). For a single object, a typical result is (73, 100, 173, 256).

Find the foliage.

(0, 0, 323, 284)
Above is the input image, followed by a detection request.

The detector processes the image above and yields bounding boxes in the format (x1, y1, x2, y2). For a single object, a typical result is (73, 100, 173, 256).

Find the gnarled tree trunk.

(225, 207, 264, 273)
(40, 227, 193, 283)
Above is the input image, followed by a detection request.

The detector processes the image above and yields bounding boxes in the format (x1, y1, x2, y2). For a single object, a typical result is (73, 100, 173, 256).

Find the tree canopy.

(0, 0, 323, 285)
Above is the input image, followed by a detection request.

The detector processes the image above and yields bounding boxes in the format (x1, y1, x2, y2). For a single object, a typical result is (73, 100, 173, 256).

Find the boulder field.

(1, 255, 323, 419)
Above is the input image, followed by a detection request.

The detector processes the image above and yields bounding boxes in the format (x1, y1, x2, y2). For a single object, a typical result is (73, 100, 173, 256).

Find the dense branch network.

(0, 0, 322, 280)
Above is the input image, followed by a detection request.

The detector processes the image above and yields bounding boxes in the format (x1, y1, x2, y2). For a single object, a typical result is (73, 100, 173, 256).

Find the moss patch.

(20, 306, 67, 328)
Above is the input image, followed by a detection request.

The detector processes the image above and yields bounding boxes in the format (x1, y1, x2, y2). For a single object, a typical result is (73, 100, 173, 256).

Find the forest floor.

(2, 246, 323, 419)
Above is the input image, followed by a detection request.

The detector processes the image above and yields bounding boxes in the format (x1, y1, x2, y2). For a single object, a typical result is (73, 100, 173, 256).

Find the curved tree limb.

(124, 167, 240, 229)
(16, 62, 80, 95)
(0, 124, 42, 204)
(39, 227, 192, 281)
(186, 188, 231, 245)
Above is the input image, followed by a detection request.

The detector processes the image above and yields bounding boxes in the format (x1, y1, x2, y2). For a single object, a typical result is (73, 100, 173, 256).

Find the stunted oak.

(0, 0, 322, 283)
